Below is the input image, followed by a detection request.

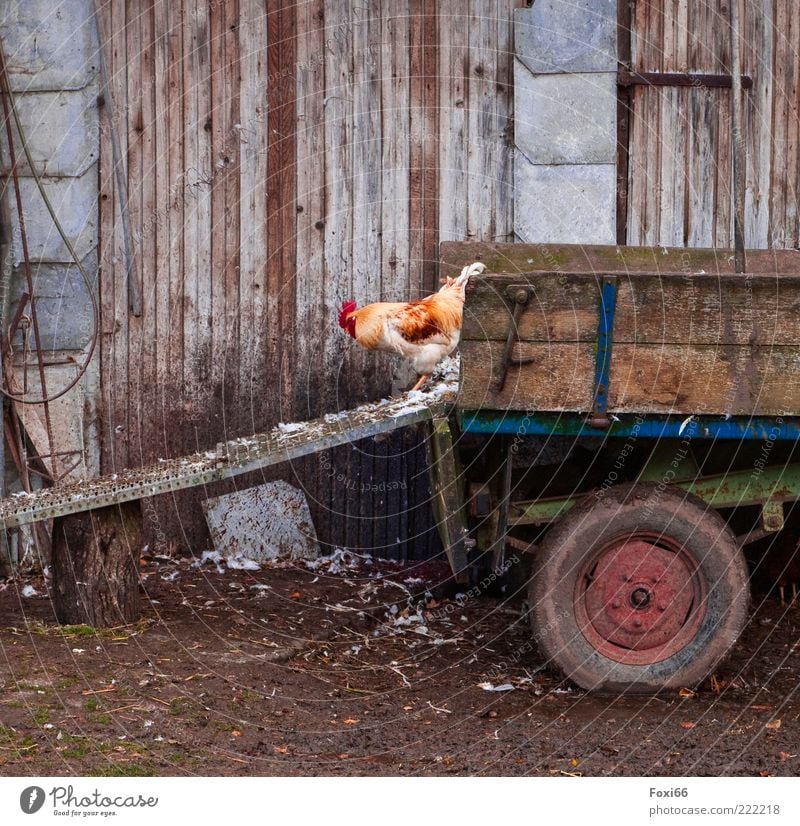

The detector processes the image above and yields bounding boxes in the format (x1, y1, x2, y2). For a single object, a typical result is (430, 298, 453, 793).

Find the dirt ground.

(0, 549, 798, 777)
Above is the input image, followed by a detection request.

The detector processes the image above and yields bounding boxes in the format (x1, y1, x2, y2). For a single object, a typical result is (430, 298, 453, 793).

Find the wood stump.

(52, 501, 143, 627)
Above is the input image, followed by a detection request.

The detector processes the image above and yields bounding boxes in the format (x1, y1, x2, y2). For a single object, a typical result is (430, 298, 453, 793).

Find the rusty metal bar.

(617, 70, 753, 90)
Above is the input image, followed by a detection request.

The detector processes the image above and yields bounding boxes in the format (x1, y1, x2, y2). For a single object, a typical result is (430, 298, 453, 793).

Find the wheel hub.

(580, 537, 703, 662)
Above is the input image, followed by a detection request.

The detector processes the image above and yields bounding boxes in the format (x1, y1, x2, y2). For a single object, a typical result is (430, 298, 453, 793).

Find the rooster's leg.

(793, 583, 798, 603)
(779, 584, 786, 606)
(409, 374, 431, 393)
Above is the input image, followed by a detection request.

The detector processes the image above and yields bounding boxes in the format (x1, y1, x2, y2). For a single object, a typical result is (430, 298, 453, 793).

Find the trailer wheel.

(529, 483, 749, 693)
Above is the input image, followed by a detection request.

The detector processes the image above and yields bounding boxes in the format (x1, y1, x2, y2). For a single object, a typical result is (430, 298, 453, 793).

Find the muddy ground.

(0, 549, 798, 777)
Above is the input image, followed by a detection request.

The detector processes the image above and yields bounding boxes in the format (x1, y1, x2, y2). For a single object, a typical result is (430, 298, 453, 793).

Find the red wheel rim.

(574, 532, 707, 665)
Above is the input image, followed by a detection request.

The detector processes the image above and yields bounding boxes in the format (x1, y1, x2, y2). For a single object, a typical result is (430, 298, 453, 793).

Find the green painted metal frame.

(509, 460, 800, 526)
(427, 415, 471, 583)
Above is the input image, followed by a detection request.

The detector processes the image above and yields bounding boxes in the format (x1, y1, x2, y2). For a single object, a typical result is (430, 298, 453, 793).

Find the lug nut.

(634, 619, 643, 628)
(611, 601, 621, 609)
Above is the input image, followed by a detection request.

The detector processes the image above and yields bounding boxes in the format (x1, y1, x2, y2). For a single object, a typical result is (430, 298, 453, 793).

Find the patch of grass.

(59, 734, 146, 760)
(89, 762, 156, 777)
(32, 707, 50, 725)
(0, 724, 16, 744)
(0, 725, 36, 751)
(56, 677, 79, 690)
(91, 713, 112, 726)
(168, 698, 191, 716)
(23, 617, 154, 641)
(85, 697, 99, 712)
(59, 734, 112, 759)
(14, 681, 47, 692)
(61, 624, 100, 637)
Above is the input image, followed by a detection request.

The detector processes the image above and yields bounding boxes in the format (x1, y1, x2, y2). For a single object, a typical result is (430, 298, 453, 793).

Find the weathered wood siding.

(626, 0, 800, 249)
(97, 2, 518, 556)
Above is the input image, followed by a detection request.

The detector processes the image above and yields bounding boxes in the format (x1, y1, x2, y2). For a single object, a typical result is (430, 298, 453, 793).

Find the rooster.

(338, 262, 486, 392)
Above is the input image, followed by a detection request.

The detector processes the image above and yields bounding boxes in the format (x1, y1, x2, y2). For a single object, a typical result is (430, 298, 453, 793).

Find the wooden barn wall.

(96, 1, 517, 557)
(626, 0, 800, 249)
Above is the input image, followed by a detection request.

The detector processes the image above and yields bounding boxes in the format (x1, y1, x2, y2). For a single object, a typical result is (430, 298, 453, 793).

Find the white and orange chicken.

(338, 262, 486, 391)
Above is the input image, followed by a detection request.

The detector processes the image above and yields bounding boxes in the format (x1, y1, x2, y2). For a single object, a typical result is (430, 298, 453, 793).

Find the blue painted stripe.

(592, 278, 617, 417)
(459, 411, 800, 442)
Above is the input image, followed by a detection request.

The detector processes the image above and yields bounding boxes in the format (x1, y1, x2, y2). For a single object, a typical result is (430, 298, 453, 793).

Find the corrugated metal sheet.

(96, 1, 518, 557)
(626, 0, 799, 249)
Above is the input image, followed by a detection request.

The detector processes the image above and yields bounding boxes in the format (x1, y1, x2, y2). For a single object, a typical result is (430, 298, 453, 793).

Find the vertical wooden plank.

(405, 0, 446, 290)
(181, 0, 199, 453)
(662, 0, 677, 73)
(97, 0, 119, 474)
(266, 0, 296, 421)
(322, 0, 354, 546)
(224, 0, 242, 435)
(744, 0, 773, 249)
(189, 0, 213, 452)
(645, 87, 662, 247)
(293, 0, 327, 545)
(167, 0, 185, 435)
(294, 0, 325, 418)
(781, 1, 800, 248)
(278, 3, 297, 417)
(381, 2, 410, 299)
(466, 1, 497, 240)
(438, 0, 468, 243)
(195, 0, 213, 452)
(493, 0, 514, 244)
(209, 0, 229, 431)
(674, 0, 689, 73)
(239, 0, 268, 430)
(714, 90, 733, 248)
(408, 1, 427, 289)
(656, 87, 686, 246)
(352, 2, 382, 553)
(670, 86, 689, 246)
(140, 1, 158, 465)
(768, 0, 789, 248)
(153, 0, 172, 458)
(125, 0, 144, 464)
(686, 88, 718, 247)
(381, 1, 410, 555)
(626, 86, 644, 245)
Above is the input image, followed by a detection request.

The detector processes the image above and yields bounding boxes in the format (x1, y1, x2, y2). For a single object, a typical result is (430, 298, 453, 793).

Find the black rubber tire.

(529, 482, 750, 694)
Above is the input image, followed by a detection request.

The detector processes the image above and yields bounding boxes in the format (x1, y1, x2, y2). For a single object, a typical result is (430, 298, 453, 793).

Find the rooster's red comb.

(338, 300, 357, 330)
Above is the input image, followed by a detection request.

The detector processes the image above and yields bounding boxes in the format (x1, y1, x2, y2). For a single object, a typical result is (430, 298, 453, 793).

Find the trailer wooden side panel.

(456, 245, 800, 416)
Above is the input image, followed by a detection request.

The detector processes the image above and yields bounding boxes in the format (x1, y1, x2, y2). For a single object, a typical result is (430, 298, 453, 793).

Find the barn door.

(619, 1, 752, 248)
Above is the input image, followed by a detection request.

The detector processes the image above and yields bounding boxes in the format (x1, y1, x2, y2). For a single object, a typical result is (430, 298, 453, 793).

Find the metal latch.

(493, 285, 536, 393)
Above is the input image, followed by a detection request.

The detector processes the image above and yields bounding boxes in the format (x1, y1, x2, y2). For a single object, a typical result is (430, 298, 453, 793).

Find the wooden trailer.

(5, 240, 800, 696)
(433, 241, 800, 693)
